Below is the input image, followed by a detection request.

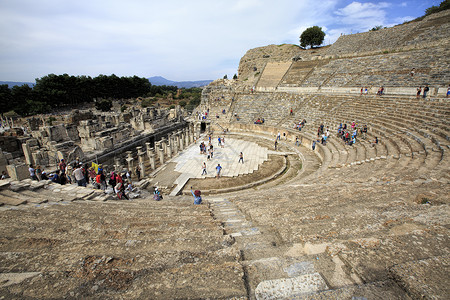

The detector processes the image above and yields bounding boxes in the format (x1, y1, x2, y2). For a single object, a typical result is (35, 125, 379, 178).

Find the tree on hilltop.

(425, 0, 450, 16)
(300, 26, 325, 49)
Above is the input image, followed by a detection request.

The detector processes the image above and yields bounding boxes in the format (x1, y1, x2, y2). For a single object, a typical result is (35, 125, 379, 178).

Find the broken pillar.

(114, 157, 122, 171)
(22, 143, 33, 166)
(126, 151, 134, 172)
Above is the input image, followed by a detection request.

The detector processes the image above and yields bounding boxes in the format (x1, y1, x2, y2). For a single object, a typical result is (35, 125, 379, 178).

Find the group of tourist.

(254, 118, 265, 124)
(337, 123, 358, 146)
(360, 86, 385, 96)
(416, 85, 430, 98)
(27, 157, 138, 201)
(294, 119, 306, 131)
(197, 109, 209, 120)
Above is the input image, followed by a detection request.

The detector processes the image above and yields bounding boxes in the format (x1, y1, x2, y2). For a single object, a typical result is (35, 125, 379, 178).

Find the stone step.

(254, 272, 328, 299)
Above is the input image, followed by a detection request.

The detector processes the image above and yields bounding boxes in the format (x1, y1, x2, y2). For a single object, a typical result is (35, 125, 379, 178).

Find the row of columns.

(118, 125, 195, 179)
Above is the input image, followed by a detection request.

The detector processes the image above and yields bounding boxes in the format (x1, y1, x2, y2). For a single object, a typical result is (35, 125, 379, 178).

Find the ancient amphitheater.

(1, 10, 449, 300)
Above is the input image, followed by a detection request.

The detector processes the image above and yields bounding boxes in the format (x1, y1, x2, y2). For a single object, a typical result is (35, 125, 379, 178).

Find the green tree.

(300, 26, 325, 48)
(0, 84, 13, 113)
(370, 25, 383, 31)
(425, 0, 450, 15)
(95, 99, 112, 112)
(223, 74, 228, 79)
(233, 74, 238, 80)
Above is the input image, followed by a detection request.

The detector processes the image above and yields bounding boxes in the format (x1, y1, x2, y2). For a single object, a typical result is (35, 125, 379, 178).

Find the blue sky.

(0, 0, 442, 82)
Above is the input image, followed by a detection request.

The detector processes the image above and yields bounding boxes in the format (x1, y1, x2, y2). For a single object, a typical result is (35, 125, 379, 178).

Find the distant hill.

(148, 76, 212, 88)
(0, 81, 35, 88)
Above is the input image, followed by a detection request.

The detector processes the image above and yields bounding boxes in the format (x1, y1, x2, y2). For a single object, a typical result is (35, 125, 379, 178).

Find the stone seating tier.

(324, 10, 450, 56)
(278, 46, 449, 88)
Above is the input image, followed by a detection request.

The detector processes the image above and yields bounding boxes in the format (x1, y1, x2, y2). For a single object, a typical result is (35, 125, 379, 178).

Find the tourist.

(239, 152, 244, 163)
(190, 187, 202, 205)
(41, 171, 48, 180)
(290, 108, 293, 115)
(153, 187, 162, 201)
(126, 182, 136, 193)
(216, 164, 222, 178)
(35, 165, 42, 181)
(218, 137, 221, 146)
(135, 165, 141, 181)
(1, 171, 8, 180)
(89, 167, 96, 185)
(29, 164, 38, 181)
(96, 171, 107, 191)
(109, 171, 117, 188)
(126, 170, 132, 183)
(115, 182, 128, 200)
(295, 136, 300, 146)
(72, 164, 86, 187)
(58, 159, 66, 174)
(274, 139, 278, 150)
(423, 85, 429, 98)
(277, 132, 281, 141)
(447, 85, 450, 98)
(371, 137, 379, 147)
(51, 170, 61, 184)
(312, 140, 316, 151)
(201, 162, 207, 175)
(416, 86, 422, 98)
(221, 136, 225, 148)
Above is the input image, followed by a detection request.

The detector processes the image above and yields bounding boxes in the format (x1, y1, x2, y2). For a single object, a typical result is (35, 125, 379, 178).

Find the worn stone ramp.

(0, 196, 248, 299)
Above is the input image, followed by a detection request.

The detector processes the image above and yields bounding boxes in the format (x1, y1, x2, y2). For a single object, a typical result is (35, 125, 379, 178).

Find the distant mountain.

(148, 76, 212, 88)
(0, 81, 35, 88)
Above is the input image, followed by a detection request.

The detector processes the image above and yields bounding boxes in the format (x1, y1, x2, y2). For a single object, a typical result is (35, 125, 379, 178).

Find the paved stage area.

(168, 136, 274, 195)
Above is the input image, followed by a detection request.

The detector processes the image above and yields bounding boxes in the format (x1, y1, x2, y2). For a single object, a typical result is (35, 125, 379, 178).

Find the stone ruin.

(0, 105, 189, 181)
(0, 9, 449, 300)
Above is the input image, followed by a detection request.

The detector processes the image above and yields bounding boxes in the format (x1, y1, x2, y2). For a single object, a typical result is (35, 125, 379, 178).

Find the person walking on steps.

(238, 152, 244, 163)
(201, 162, 207, 175)
(216, 164, 222, 178)
(191, 187, 202, 205)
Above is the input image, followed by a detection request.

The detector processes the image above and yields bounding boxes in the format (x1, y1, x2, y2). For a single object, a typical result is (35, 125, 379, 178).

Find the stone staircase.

(0, 195, 248, 299)
(256, 62, 292, 90)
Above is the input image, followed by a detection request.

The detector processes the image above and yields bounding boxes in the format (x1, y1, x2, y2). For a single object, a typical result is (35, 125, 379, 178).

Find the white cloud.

(333, 1, 392, 33)
(0, 0, 432, 82)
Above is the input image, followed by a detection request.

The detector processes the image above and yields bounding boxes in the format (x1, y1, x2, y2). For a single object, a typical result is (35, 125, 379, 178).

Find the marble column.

(161, 138, 167, 155)
(189, 124, 194, 144)
(149, 151, 156, 170)
(137, 147, 145, 178)
(155, 141, 162, 163)
(158, 147, 165, 165)
(172, 133, 178, 155)
(126, 151, 134, 172)
(178, 131, 184, 151)
(114, 157, 121, 171)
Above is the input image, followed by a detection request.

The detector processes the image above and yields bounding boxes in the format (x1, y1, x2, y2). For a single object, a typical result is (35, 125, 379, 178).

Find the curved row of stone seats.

(0, 196, 248, 299)
(226, 91, 448, 178)
(227, 160, 449, 296)
(292, 46, 449, 88)
(324, 9, 450, 56)
(277, 100, 446, 177)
